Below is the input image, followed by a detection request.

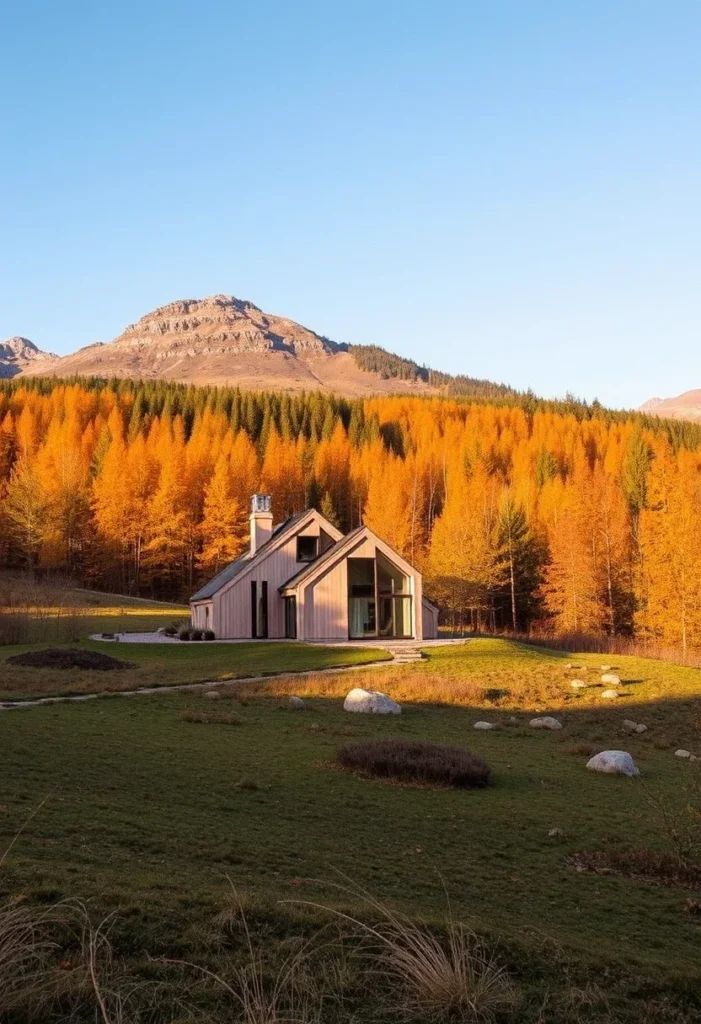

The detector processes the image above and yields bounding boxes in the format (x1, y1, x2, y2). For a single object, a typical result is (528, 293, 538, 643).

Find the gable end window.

(296, 535, 319, 563)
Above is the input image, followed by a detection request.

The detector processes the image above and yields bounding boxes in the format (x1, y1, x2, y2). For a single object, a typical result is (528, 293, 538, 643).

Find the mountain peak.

(0, 336, 56, 378)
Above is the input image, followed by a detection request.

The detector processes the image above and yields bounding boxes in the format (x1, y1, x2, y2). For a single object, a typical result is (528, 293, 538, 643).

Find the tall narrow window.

(251, 581, 269, 638)
(284, 596, 297, 639)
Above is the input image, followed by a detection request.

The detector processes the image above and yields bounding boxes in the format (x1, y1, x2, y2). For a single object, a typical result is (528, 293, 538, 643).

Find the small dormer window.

(297, 535, 319, 562)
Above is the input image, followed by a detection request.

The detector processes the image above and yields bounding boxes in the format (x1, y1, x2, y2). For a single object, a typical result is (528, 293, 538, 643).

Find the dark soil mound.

(6, 648, 133, 671)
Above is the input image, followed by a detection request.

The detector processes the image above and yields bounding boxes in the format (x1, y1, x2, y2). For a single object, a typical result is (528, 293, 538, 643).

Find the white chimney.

(250, 494, 273, 555)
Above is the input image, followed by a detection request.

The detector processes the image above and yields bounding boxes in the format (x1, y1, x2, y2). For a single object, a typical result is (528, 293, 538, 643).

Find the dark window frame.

(296, 534, 319, 563)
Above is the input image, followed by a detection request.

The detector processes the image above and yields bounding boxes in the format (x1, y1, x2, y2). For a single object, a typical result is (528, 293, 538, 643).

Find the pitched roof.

(279, 525, 365, 593)
(190, 511, 308, 601)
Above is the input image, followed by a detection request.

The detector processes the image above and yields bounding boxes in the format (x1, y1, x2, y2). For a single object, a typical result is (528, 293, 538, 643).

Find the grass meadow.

(1, 639, 701, 1021)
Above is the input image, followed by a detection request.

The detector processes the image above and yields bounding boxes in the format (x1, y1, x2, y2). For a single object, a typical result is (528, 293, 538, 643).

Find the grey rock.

(204, 690, 221, 700)
(530, 716, 563, 730)
(601, 689, 619, 699)
(288, 696, 305, 710)
(586, 750, 639, 776)
(343, 688, 401, 715)
(473, 721, 495, 730)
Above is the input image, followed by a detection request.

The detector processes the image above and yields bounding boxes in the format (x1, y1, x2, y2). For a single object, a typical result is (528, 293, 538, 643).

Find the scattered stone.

(548, 827, 566, 840)
(530, 716, 563, 730)
(601, 665, 612, 672)
(635, 723, 648, 734)
(288, 696, 305, 710)
(601, 690, 619, 700)
(343, 688, 402, 715)
(601, 673, 621, 685)
(203, 690, 221, 700)
(570, 679, 587, 689)
(675, 749, 692, 759)
(586, 750, 639, 776)
(473, 721, 495, 730)
(622, 719, 638, 733)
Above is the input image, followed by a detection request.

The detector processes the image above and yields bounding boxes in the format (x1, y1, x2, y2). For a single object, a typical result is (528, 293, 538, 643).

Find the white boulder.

(636, 723, 648, 733)
(288, 696, 305, 710)
(570, 679, 587, 689)
(601, 665, 612, 672)
(530, 716, 563, 730)
(601, 673, 621, 685)
(203, 690, 221, 700)
(586, 750, 639, 777)
(473, 721, 495, 730)
(601, 689, 619, 700)
(622, 719, 638, 733)
(675, 749, 692, 759)
(343, 688, 401, 715)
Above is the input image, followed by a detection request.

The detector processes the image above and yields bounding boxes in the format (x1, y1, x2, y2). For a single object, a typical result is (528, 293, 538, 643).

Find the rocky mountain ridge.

(0, 337, 57, 378)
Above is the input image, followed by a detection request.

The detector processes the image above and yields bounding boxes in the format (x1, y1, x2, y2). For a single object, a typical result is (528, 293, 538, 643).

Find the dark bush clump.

(336, 738, 491, 789)
(190, 629, 203, 641)
(6, 648, 132, 671)
(203, 630, 215, 641)
(178, 629, 191, 641)
(164, 626, 178, 637)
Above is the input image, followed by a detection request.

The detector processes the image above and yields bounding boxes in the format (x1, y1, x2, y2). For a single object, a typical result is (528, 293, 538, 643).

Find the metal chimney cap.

(251, 494, 272, 513)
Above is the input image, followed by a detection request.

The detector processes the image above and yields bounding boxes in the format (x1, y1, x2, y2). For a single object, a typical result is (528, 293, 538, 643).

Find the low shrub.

(164, 626, 178, 637)
(190, 629, 203, 642)
(203, 630, 215, 641)
(337, 738, 491, 789)
(178, 629, 191, 641)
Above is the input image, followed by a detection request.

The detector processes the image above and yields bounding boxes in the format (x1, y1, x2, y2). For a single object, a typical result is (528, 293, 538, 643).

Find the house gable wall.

(212, 517, 338, 638)
(297, 529, 424, 641)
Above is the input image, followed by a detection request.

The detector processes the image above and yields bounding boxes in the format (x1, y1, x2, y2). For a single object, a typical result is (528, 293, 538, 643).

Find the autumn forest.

(1, 377, 700, 653)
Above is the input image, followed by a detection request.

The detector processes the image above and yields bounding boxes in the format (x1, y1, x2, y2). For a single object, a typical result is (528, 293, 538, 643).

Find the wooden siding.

(302, 559, 349, 640)
(421, 597, 439, 639)
(212, 521, 326, 639)
(191, 601, 213, 630)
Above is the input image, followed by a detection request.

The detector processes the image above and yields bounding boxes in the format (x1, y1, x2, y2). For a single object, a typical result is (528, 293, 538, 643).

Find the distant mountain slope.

(0, 337, 56, 379)
(20, 294, 514, 398)
(640, 391, 701, 423)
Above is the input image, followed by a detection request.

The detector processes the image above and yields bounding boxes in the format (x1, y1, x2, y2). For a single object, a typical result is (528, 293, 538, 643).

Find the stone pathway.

(0, 658, 395, 712)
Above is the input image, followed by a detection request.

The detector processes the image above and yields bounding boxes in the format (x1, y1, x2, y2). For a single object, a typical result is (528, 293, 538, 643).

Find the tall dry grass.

(294, 878, 517, 1023)
(0, 575, 82, 645)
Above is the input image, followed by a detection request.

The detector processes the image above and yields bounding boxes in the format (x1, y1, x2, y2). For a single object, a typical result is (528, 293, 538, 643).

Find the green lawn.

(0, 640, 390, 700)
(2, 640, 701, 1022)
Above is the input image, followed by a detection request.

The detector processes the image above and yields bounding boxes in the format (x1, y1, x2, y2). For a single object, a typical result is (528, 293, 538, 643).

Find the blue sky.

(1, 1, 699, 408)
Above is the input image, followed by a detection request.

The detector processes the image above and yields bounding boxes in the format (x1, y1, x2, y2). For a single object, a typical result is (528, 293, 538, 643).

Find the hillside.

(20, 294, 513, 399)
(640, 390, 701, 423)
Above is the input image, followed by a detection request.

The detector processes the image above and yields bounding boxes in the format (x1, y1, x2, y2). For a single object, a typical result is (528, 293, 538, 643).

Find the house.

(190, 494, 439, 641)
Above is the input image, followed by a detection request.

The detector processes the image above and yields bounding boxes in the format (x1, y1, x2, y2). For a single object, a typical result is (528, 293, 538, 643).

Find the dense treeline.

(349, 343, 516, 398)
(1, 376, 701, 652)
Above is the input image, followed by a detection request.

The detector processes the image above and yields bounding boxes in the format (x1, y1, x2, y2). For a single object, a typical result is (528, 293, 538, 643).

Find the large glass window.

(348, 558, 376, 638)
(348, 556, 413, 639)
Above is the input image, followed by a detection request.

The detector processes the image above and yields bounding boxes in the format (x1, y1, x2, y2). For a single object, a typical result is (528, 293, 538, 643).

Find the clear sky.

(1, 1, 699, 409)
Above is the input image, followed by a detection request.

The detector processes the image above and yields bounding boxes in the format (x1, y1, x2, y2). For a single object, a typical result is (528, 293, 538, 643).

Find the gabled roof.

(190, 511, 309, 601)
(279, 526, 364, 593)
